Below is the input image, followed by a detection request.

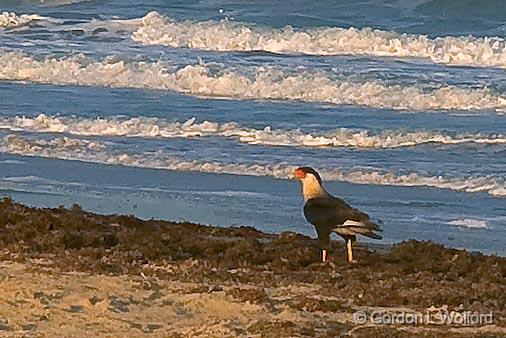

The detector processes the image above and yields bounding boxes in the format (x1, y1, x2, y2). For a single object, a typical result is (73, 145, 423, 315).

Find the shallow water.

(0, 0, 505, 255)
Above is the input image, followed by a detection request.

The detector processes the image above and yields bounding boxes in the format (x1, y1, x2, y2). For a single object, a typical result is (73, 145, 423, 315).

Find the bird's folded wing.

(304, 196, 382, 236)
(304, 196, 355, 226)
(303, 197, 340, 227)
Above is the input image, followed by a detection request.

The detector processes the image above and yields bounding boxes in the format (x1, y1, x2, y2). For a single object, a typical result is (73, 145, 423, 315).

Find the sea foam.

(2, 134, 505, 197)
(0, 12, 44, 28)
(448, 219, 488, 229)
(3, 10, 506, 69)
(0, 49, 505, 112)
(132, 11, 506, 69)
(3, 114, 506, 149)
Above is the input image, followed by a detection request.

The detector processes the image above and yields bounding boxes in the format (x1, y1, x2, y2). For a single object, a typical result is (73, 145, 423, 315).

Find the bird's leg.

(317, 228, 330, 263)
(321, 249, 328, 263)
(347, 239, 357, 263)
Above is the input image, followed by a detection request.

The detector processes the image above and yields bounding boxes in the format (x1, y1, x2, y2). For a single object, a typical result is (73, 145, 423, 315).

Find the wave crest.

(448, 219, 488, 229)
(3, 114, 506, 148)
(1, 49, 505, 112)
(1, 134, 505, 197)
(0, 12, 44, 28)
(132, 11, 506, 69)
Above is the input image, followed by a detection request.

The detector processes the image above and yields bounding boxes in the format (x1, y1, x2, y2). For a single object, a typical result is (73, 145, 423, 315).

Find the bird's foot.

(319, 259, 337, 269)
(348, 259, 358, 264)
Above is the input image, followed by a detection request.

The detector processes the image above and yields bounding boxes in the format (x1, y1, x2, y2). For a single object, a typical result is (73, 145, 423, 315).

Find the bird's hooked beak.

(292, 168, 305, 180)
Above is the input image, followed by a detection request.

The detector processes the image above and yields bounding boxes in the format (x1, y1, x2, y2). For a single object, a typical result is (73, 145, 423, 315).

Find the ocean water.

(0, 0, 505, 255)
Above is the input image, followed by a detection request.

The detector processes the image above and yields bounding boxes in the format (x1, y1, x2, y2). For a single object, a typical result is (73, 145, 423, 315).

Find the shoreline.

(0, 198, 504, 337)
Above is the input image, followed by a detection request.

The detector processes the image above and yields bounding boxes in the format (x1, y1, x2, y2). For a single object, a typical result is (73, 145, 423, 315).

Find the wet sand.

(0, 197, 504, 337)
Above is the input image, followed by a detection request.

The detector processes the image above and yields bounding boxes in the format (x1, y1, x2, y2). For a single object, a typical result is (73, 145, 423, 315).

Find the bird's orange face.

(293, 168, 306, 179)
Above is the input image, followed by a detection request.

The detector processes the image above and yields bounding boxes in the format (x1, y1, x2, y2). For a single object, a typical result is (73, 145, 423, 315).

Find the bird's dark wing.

(304, 196, 382, 239)
(304, 197, 351, 227)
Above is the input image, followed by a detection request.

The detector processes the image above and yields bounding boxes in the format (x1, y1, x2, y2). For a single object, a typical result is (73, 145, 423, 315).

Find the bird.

(293, 166, 382, 263)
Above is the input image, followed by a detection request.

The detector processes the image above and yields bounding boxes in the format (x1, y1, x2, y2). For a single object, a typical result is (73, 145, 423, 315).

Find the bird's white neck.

(300, 175, 329, 201)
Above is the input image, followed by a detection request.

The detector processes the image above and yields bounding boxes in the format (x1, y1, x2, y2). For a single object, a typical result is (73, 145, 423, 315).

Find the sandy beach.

(0, 197, 504, 337)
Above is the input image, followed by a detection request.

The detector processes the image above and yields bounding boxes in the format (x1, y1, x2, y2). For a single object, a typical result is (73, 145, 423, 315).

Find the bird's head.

(293, 166, 323, 186)
(293, 167, 326, 200)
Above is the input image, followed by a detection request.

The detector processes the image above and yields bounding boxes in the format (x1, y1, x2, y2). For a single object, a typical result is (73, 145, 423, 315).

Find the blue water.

(0, 0, 505, 255)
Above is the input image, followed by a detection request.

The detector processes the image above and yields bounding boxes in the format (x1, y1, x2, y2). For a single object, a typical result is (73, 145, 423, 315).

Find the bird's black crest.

(297, 166, 322, 183)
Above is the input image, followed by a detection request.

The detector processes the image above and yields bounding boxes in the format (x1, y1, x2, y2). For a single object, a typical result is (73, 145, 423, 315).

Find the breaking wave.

(0, 12, 45, 28)
(1, 49, 505, 112)
(132, 11, 506, 69)
(3, 114, 506, 149)
(1, 134, 104, 153)
(32, 0, 92, 5)
(1, 134, 505, 197)
(448, 219, 488, 229)
(5, 0, 90, 6)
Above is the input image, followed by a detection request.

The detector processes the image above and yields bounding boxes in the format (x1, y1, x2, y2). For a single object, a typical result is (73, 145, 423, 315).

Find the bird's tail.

(335, 220, 383, 240)
(362, 230, 382, 240)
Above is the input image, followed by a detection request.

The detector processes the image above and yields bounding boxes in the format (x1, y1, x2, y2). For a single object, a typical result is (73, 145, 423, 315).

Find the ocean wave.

(0, 159, 25, 164)
(1, 49, 505, 112)
(1, 134, 104, 154)
(1, 134, 505, 197)
(6, 0, 90, 6)
(2, 175, 58, 184)
(0, 12, 45, 29)
(3, 114, 506, 149)
(447, 219, 488, 229)
(31, 0, 92, 5)
(132, 11, 506, 69)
